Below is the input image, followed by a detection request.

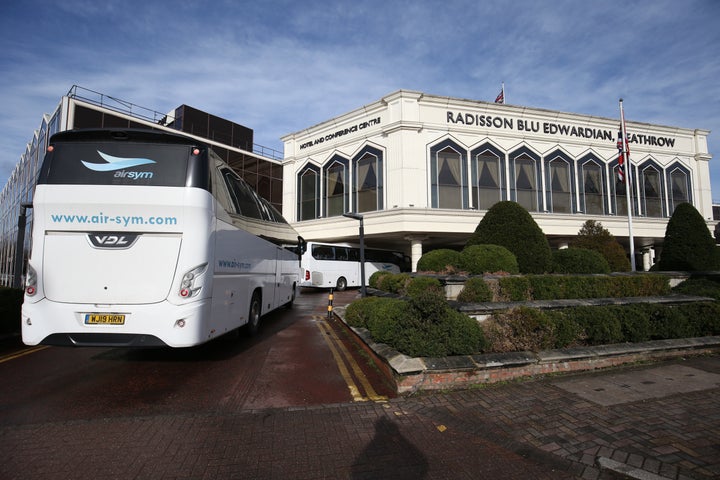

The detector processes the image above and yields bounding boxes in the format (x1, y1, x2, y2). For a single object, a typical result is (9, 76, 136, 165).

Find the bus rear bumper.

(21, 298, 213, 348)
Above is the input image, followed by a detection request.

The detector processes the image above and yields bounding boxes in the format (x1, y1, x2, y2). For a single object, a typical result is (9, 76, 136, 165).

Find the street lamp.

(343, 212, 366, 297)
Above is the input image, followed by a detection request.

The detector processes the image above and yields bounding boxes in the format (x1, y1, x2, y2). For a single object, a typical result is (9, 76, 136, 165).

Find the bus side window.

(222, 169, 263, 220)
(312, 245, 334, 260)
(336, 247, 349, 261)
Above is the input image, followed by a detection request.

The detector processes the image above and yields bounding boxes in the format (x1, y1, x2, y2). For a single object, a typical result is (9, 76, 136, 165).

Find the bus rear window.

(40, 142, 191, 186)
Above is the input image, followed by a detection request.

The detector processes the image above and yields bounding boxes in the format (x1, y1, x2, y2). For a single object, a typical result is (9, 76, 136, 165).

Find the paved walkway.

(3, 354, 718, 479)
(2, 288, 719, 479)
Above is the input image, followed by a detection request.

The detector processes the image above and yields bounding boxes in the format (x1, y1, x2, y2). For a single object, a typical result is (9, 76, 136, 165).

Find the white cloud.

(1, 0, 719, 198)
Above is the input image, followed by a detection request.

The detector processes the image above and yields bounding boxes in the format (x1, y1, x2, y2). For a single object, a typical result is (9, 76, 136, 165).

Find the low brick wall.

(333, 306, 720, 395)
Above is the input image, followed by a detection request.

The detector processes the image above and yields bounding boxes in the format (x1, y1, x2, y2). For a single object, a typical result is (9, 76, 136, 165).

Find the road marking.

(0, 345, 49, 363)
(314, 315, 387, 402)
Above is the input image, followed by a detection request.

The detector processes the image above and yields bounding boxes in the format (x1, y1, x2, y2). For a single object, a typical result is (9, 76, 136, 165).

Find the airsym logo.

(81, 151, 156, 179)
(88, 232, 140, 249)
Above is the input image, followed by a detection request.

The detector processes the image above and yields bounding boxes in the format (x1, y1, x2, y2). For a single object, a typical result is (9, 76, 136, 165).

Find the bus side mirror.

(298, 236, 307, 255)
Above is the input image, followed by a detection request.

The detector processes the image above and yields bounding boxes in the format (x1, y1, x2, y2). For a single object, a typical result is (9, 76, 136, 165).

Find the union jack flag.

(616, 125, 629, 182)
(495, 88, 504, 104)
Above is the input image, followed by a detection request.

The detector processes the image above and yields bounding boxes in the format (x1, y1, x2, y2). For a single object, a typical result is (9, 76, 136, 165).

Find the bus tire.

(336, 277, 347, 292)
(247, 291, 261, 335)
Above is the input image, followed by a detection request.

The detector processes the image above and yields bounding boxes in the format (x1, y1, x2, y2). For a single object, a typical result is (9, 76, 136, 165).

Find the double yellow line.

(314, 315, 387, 402)
(0, 345, 48, 364)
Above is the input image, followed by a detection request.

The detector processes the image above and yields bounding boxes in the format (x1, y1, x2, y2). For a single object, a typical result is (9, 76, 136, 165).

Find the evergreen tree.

(658, 202, 718, 271)
(466, 201, 552, 274)
(571, 220, 631, 272)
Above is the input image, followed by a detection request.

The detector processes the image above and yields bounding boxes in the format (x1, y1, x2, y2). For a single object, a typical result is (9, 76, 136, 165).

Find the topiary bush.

(344, 282, 487, 357)
(459, 244, 519, 275)
(658, 202, 719, 271)
(416, 249, 461, 273)
(482, 307, 556, 352)
(457, 277, 493, 303)
(672, 276, 720, 300)
(561, 306, 624, 345)
(466, 201, 552, 274)
(369, 270, 392, 289)
(376, 273, 411, 294)
(572, 220, 631, 272)
(552, 248, 610, 274)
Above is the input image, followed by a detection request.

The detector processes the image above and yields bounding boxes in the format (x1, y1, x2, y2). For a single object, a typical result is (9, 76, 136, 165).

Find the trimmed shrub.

(460, 244, 519, 275)
(497, 276, 531, 301)
(457, 277, 493, 303)
(416, 249, 461, 273)
(498, 274, 669, 301)
(369, 270, 392, 289)
(658, 202, 719, 271)
(562, 306, 623, 345)
(552, 248, 610, 274)
(376, 273, 411, 294)
(572, 220, 631, 272)
(344, 296, 394, 328)
(672, 276, 720, 300)
(404, 277, 447, 320)
(546, 310, 585, 348)
(0, 287, 23, 335)
(466, 201, 552, 274)
(482, 307, 555, 352)
(345, 283, 487, 357)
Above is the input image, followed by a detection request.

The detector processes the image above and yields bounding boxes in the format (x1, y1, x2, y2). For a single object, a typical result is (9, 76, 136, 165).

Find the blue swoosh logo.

(81, 151, 156, 171)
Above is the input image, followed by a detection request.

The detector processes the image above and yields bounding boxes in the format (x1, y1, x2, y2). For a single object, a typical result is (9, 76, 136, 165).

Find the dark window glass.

(41, 142, 190, 186)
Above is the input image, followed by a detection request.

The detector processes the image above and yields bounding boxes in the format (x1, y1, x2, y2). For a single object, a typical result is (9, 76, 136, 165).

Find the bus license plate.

(85, 314, 125, 325)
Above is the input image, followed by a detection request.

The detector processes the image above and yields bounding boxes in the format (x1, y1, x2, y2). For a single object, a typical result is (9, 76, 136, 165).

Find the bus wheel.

(247, 292, 261, 335)
(336, 277, 347, 291)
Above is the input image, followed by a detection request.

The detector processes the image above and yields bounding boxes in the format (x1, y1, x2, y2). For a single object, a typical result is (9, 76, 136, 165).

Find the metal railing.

(66, 85, 283, 160)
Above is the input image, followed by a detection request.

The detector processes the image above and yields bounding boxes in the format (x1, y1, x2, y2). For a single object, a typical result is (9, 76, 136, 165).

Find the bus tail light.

(305, 270, 310, 281)
(179, 263, 208, 298)
(25, 265, 37, 296)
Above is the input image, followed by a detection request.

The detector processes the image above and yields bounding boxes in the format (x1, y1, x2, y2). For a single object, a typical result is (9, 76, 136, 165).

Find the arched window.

(353, 146, 383, 213)
(430, 140, 467, 209)
(436, 147, 464, 208)
(510, 148, 541, 212)
(471, 144, 504, 210)
(324, 156, 349, 217)
(639, 162, 665, 217)
(544, 151, 575, 214)
(667, 165, 691, 214)
(579, 156, 605, 215)
(297, 164, 320, 220)
(611, 160, 633, 216)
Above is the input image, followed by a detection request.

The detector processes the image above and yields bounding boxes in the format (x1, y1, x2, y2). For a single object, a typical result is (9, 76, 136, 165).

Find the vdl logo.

(81, 151, 156, 179)
(88, 232, 140, 249)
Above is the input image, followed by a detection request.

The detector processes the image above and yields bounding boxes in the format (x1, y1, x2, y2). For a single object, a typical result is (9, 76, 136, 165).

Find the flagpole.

(502, 82, 505, 103)
(620, 98, 636, 272)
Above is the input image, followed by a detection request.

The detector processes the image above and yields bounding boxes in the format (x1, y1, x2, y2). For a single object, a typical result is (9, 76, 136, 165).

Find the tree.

(466, 201, 552, 274)
(658, 202, 718, 271)
(571, 220, 631, 272)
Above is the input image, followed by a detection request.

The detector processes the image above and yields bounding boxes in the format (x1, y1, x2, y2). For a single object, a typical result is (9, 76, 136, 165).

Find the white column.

(405, 236, 426, 272)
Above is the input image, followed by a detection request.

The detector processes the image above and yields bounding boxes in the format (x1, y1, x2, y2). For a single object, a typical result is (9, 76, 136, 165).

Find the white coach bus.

(22, 128, 304, 348)
(299, 241, 407, 291)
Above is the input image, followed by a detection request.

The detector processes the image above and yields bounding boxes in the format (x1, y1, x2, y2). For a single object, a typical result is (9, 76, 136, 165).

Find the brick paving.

(1, 288, 719, 479)
(2, 355, 718, 479)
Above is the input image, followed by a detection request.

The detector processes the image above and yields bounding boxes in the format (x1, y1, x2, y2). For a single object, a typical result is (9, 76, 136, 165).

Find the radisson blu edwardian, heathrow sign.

(297, 109, 677, 151)
(445, 110, 677, 148)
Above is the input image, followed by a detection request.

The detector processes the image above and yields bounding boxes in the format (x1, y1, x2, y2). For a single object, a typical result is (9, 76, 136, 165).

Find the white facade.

(282, 90, 712, 271)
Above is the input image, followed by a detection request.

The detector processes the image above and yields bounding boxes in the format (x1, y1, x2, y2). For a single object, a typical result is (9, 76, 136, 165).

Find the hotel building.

(281, 90, 713, 271)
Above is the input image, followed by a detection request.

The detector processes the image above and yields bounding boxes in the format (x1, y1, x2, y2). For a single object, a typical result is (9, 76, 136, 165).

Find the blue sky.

(1, 0, 719, 197)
